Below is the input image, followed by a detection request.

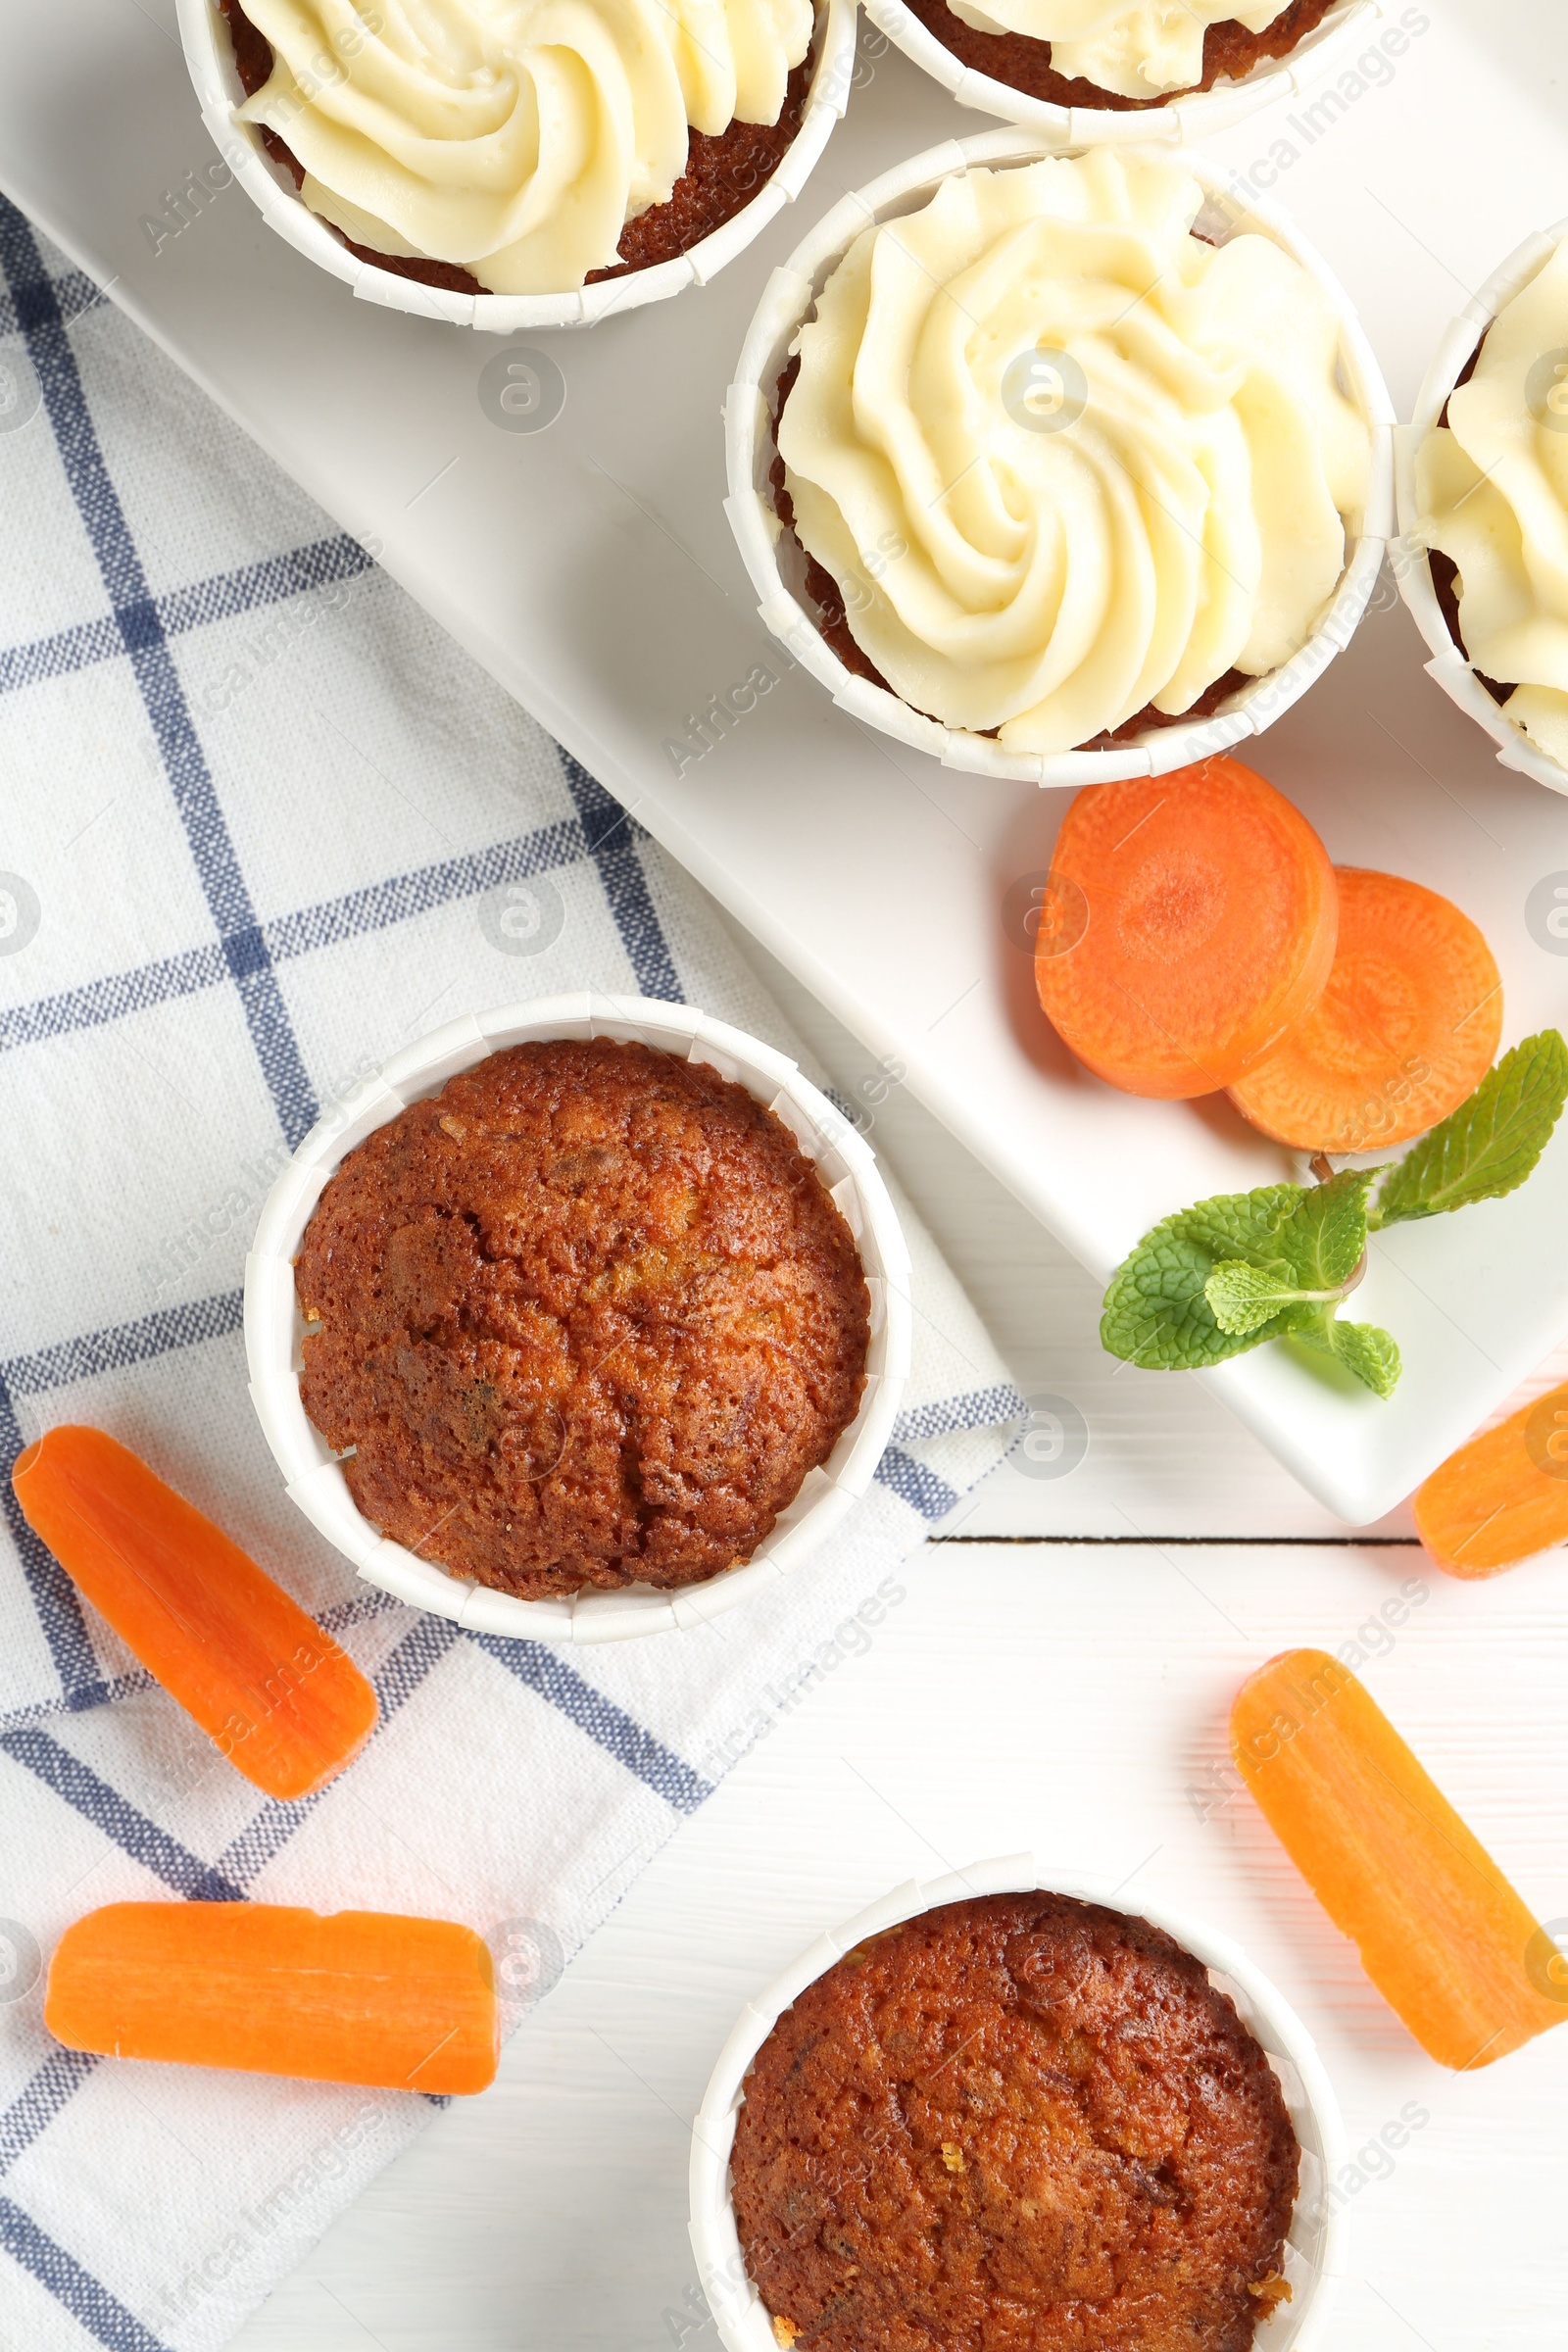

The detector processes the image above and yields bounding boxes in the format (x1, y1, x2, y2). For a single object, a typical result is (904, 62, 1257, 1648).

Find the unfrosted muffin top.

(729, 1890, 1298, 2352)
(295, 1037, 869, 1600)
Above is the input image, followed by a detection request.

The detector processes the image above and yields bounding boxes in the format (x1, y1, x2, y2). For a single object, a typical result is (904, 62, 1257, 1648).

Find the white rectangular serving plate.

(2, 0, 1564, 1524)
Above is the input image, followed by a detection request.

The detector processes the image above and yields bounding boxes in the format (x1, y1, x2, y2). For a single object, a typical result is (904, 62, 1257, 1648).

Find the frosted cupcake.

(1415, 228, 1568, 778)
(760, 147, 1376, 762)
(858, 0, 1379, 140)
(213, 0, 823, 297)
(900, 0, 1337, 111)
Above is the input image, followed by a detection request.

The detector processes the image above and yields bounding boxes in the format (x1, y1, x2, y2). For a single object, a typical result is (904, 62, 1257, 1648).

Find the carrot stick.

(1035, 757, 1337, 1100)
(46, 1903, 499, 2093)
(1413, 1382, 1568, 1579)
(1226, 868, 1501, 1150)
(1232, 1649, 1565, 2069)
(13, 1427, 376, 1800)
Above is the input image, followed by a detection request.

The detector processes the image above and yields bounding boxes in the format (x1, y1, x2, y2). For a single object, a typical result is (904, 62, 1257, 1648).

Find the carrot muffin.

(730, 1890, 1298, 2352)
(901, 0, 1335, 110)
(1416, 229, 1568, 772)
(220, 0, 815, 297)
(295, 1038, 869, 1600)
(770, 148, 1372, 756)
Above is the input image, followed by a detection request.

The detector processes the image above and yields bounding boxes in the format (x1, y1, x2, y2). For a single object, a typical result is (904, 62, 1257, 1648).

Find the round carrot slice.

(1226, 868, 1502, 1151)
(1034, 758, 1338, 1100)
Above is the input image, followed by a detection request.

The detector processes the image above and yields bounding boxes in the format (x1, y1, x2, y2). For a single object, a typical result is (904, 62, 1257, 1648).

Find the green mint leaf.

(1201, 1172, 1374, 1337)
(1102, 1234, 1271, 1370)
(1370, 1030, 1568, 1228)
(1275, 1168, 1375, 1289)
(1102, 1186, 1312, 1371)
(1150, 1186, 1304, 1262)
(1326, 1318, 1402, 1398)
(1289, 1304, 1337, 1355)
(1205, 1260, 1340, 1336)
(1290, 1306, 1401, 1398)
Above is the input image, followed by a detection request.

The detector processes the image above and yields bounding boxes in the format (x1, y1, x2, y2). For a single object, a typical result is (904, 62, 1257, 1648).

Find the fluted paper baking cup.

(1395, 216, 1568, 799)
(244, 994, 911, 1644)
(176, 0, 857, 331)
(859, 0, 1385, 146)
(690, 1858, 1348, 2352)
(724, 130, 1396, 787)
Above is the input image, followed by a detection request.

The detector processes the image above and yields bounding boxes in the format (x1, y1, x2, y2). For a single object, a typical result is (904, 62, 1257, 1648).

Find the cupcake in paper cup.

(858, 0, 1391, 146)
(724, 133, 1394, 786)
(245, 996, 911, 1644)
(176, 0, 857, 328)
(690, 1859, 1348, 2352)
(1398, 214, 1568, 798)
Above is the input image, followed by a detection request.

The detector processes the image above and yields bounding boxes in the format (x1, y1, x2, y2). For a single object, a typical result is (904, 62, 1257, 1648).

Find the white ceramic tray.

(2, 0, 1565, 1525)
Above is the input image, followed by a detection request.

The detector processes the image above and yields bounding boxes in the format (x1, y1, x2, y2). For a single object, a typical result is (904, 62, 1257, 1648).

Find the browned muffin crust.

(295, 1038, 869, 1601)
(1429, 342, 1512, 710)
(730, 1891, 1298, 2352)
(900, 0, 1335, 111)
(221, 0, 811, 293)
(1428, 549, 1510, 710)
(589, 63, 809, 282)
(767, 355, 1250, 749)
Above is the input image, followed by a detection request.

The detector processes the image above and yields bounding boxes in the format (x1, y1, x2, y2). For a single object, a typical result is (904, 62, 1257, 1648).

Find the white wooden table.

(224, 931, 1568, 2352)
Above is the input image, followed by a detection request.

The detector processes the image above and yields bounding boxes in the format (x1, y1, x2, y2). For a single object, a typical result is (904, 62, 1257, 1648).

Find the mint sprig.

(1101, 1171, 1384, 1381)
(1101, 1031, 1567, 1401)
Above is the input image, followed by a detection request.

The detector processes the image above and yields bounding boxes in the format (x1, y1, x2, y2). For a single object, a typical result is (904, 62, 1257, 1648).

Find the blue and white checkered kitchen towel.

(0, 197, 1024, 2352)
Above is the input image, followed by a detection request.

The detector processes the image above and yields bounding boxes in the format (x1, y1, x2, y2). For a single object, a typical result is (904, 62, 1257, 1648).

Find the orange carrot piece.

(1226, 868, 1502, 1151)
(1035, 757, 1337, 1100)
(13, 1427, 376, 1800)
(47, 1903, 498, 2093)
(1413, 1382, 1568, 1579)
(1232, 1649, 1565, 2069)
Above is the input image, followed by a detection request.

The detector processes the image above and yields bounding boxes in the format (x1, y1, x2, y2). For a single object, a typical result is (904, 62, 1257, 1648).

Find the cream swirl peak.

(1416, 236, 1568, 771)
(776, 151, 1372, 756)
(943, 0, 1293, 100)
(237, 0, 814, 295)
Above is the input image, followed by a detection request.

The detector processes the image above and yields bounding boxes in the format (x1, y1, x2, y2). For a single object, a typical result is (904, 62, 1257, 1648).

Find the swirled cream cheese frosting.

(776, 150, 1372, 756)
(944, 0, 1293, 101)
(1415, 236, 1568, 770)
(236, 0, 814, 294)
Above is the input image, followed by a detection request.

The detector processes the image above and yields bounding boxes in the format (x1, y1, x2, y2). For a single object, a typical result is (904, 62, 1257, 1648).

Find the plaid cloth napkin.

(0, 196, 1023, 2352)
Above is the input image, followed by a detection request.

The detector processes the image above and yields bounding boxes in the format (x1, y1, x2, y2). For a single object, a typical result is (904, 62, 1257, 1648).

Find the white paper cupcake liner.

(724, 129, 1396, 787)
(690, 1858, 1348, 2352)
(175, 0, 858, 330)
(860, 0, 1385, 146)
(1394, 215, 1568, 800)
(243, 993, 912, 1644)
